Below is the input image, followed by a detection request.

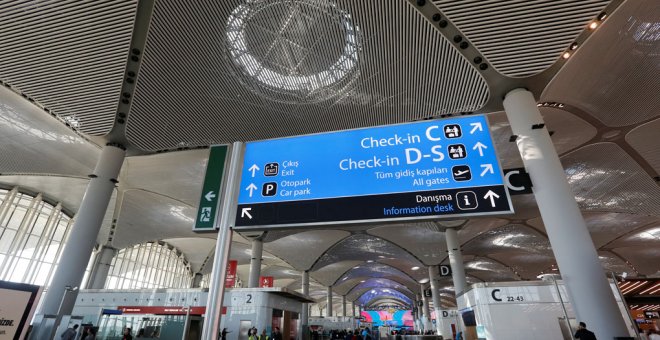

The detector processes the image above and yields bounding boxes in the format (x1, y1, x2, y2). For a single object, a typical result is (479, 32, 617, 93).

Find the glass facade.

(0, 187, 79, 286)
(105, 241, 192, 289)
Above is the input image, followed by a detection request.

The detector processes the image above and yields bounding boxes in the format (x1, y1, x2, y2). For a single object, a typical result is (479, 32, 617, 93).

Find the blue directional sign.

(235, 115, 513, 228)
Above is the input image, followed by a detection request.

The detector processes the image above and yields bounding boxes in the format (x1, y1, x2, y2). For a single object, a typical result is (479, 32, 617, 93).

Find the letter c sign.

(491, 289, 502, 302)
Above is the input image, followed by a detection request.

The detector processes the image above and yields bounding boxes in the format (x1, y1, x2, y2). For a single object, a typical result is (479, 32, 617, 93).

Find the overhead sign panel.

(235, 115, 512, 228)
(194, 145, 228, 232)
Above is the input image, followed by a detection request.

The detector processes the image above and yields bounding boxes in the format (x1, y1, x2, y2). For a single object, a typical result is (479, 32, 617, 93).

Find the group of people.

(60, 324, 97, 340)
(311, 328, 373, 340)
(60, 324, 134, 340)
(221, 326, 283, 340)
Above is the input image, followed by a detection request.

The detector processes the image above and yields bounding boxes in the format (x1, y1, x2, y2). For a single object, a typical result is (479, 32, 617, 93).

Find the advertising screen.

(360, 310, 414, 328)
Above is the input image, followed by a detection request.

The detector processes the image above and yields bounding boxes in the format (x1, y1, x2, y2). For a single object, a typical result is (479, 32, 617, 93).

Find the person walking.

(259, 329, 270, 340)
(122, 327, 133, 340)
(222, 328, 231, 340)
(271, 327, 283, 340)
(60, 324, 78, 340)
(83, 327, 96, 340)
(574, 322, 597, 340)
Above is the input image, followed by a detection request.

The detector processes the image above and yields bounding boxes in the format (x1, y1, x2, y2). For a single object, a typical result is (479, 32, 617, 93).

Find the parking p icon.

(262, 182, 277, 196)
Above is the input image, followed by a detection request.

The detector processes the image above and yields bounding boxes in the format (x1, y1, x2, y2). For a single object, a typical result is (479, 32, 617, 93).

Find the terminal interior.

(0, 0, 659, 339)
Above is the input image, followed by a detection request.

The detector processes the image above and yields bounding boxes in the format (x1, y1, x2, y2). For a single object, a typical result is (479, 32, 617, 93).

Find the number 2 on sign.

(246, 294, 252, 304)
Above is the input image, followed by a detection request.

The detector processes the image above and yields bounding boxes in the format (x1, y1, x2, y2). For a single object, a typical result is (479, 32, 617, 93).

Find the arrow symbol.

(473, 142, 487, 156)
(480, 164, 494, 177)
(246, 183, 257, 197)
(248, 164, 260, 177)
(483, 190, 500, 208)
(204, 191, 216, 202)
(241, 207, 253, 219)
(470, 122, 483, 134)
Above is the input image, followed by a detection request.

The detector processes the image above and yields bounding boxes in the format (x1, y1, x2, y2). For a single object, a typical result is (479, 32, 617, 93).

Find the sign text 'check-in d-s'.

(235, 115, 513, 229)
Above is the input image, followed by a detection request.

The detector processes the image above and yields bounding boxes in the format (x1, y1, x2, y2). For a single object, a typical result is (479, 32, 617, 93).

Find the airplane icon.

(452, 165, 472, 181)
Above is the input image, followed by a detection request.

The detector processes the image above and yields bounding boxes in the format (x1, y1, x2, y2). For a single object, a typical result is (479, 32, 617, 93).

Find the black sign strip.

(235, 185, 511, 228)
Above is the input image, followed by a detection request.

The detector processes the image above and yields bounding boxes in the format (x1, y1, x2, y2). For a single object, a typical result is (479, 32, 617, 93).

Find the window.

(0, 187, 85, 287)
(105, 242, 192, 289)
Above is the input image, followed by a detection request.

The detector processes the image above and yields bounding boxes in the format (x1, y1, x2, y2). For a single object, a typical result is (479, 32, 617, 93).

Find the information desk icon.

(456, 191, 478, 210)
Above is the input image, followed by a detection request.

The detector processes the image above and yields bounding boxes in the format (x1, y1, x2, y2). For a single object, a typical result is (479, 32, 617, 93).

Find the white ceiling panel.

(488, 108, 597, 169)
(0, 0, 138, 135)
(542, 0, 660, 127)
(0, 86, 100, 176)
(490, 252, 556, 280)
(562, 143, 660, 216)
(611, 247, 660, 276)
(462, 224, 552, 256)
(126, 0, 489, 151)
(368, 224, 447, 266)
(528, 212, 659, 248)
(433, 0, 611, 77)
(626, 119, 660, 174)
(311, 260, 363, 287)
(264, 230, 351, 270)
(163, 237, 216, 273)
(457, 218, 509, 245)
(121, 149, 211, 206)
(607, 224, 660, 249)
(112, 189, 208, 248)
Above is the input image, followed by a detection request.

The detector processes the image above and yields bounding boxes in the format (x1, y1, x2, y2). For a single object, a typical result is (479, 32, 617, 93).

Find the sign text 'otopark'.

(235, 115, 513, 228)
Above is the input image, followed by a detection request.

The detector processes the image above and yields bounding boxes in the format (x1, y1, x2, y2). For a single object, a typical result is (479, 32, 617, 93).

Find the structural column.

(40, 144, 125, 316)
(420, 284, 431, 332)
(351, 301, 355, 317)
(342, 295, 347, 317)
(87, 246, 118, 289)
(248, 238, 263, 288)
(326, 286, 333, 317)
(503, 88, 628, 338)
(445, 228, 467, 296)
(301, 271, 310, 340)
(428, 266, 445, 336)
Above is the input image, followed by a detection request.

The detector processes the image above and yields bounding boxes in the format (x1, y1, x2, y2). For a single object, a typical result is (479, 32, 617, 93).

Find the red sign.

(117, 306, 207, 315)
(225, 260, 238, 288)
(260, 276, 274, 287)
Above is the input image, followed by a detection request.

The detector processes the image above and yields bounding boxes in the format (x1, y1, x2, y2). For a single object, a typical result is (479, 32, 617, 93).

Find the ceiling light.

(597, 12, 607, 21)
(411, 266, 420, 271)
(366, 260, 374, 263)
(589, 22, 599, 30)
(562, 52, 571, 59)
(360, 280, 365, 283)
(570, 43, 578, 50)
(419, 278, 429, 284)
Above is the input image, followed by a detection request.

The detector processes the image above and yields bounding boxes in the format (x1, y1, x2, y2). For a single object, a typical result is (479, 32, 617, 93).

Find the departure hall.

(0, 1, 658, 339)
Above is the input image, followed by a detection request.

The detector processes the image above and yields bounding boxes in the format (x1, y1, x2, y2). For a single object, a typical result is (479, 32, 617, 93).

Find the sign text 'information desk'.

(235, 115, 513, 229)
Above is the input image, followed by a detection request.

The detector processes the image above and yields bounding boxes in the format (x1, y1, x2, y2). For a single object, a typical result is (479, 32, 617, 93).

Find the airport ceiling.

(0, 0, 659, 310)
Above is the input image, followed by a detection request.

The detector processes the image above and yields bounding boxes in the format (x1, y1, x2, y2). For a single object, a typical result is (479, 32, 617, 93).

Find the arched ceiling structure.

(0, 0, 659, 310)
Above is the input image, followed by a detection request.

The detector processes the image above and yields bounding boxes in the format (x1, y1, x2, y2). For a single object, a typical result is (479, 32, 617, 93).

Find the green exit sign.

(194, 145, 228, 232)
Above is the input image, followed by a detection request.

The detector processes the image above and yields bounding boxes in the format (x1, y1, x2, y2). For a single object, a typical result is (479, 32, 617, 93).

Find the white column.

(248, 238, 263, 288)
(326, 286, 333, 317)
(503, 88, 628, 339)
(429, 266, 444, 336)
(301, 271, 309, 340)
(87, 246, 117, 289)
(202, 142, 242, 340)
(342, 295, 347, 317)
(420, 284, 431, 332)
(40, 144, 125, 315)
(445, 228, 467, 295)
